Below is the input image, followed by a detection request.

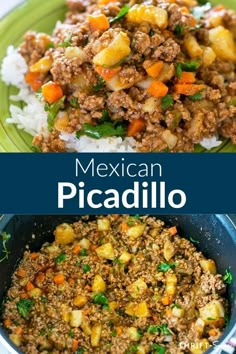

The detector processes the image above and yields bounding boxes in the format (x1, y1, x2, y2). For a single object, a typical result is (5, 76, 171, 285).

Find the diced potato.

(202, 46, 216, 67)
(184, 34, 203, 58)
(95, 242, 115, 260)
(106, 73, 138, 91)
(136, 77, 154, 89)
(207, 13, 223, 28)
(65, 47, 85, 61)
(61, 304, 71, 323)
(172, 306, 185, 318)
(199, 259, 217, 274)
(189, 339, 210, 354)
(137, 345, 146, 354)
(199, 300, 225, 325)
(70, 310, 83, 327)
(162, 130, 178, 149)
(91, 324, 102, 347)
(166, 274, 177, 295)
(9, 334, 22, 347)
(126, 327, 140, 341)
(54, 113, 69, 131)
(73, 295, 88, 308)
(79, 238, 91, 249)
(81, 317, 92, 335)
(209, 26, 236, 62)
(119, 251, 132, 264)
(109, 301, 119, 311)
(92, 274, 106, 293)
(28, 287, 43, 298)
(163, 240, 175, 261)
(30, 57, 53, 73)
(46, 244, 60, 254)
(54, 223, 75, 245)
(97, 218, 111, 231)
(39, 338, 53, 350)
(127, 278, 147, 298)
(142, 97, 160, 114)
(93, 31, 130, 67)
(126, 224, 146, 239)
(194, 318, 205, 337)
(127, 5, 168, 29)
(158, 63, 175, 82)
(125, 301, 150, 318)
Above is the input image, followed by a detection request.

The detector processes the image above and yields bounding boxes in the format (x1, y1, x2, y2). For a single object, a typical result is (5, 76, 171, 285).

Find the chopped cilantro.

(125, 343, 139, 354)
(188, 91, 204, 101)
(83, 264, 91, 273)
(41, 296, 47, 303)
(39, 328, 47, 336)
(93, 76, 105, 92)
(161, 95, 174, 110)
(92, 292, 109, 309)
(158, 262, 176, 272)
(171, 303, 181, 309)
(80, 249, 87, 257)
(189, 236, 200, 244)
(176, 61, 200, 78)
(151, 343, 166, 354)
(110, 4, 130, 25)
(223, 270, 233, 284)
(69, 97, 80, 108)
(207, 317, 216, 320)
(197, 0, 209, 5)
(16, 298, 34, 319)
(100, 109, 110, 122)
(0, 232, 11, 263)
(45, 96, 65, 131)
(111, 329, 117, 337)
(174, 24, 184, 36)
(76, 347, 86, 354)
(47, 42, 55, 49)
(68, 329, 75, 337)
(75, 261, 81, 267)
(55, 253, 66, 264)
(147, 324, 171, 335)
(58, 33, 72, 47)
(76, 121, 126, 140)
(35, 88, 43, 100)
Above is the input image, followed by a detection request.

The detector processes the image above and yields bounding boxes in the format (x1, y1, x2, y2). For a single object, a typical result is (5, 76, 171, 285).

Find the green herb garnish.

(41, 296, 47, 303)
(47, 42, 55, 49)
(111, 329, 117, 337)
(16, 298, 34, 319)
(58, 33, 72, 47)
(76, 347, 86, 354)
(93, 76, 105, 92)
(189, 236, 200, 244)
(176, 61, 200, 78)
(188, 91, 204, 101)
(110, 4, 130, 25)
(161, 95, 174, 110)
(100, 109, 110, 122)
(151, 343, 166, 354)
(0, 232, 11, 262)
(68, 329, 75, 337)
(55, 253, 66, 264)
(223, 270, 233, 284)
(197, 0, 209, 5)
(174, 24, 184, 36)
(83, 264, 91, 273)
(76, 121, 126, 139)
(69, 97, 80, 108)
(79, 249, 87, 257)
(39, 328, 47, 336)
(45, 96, 65, 131)
(158, 262, 176, 272)
(125, 343, 139, 354)
(171, 303, 181, 309)
(35, 88, 43, 100)
(92, 292, 109, 309)
(147, 324, 171, 335)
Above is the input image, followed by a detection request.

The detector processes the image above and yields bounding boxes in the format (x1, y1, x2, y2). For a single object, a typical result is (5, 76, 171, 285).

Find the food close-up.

(1, 0, 236, 152)
(0, 214, 235, 354)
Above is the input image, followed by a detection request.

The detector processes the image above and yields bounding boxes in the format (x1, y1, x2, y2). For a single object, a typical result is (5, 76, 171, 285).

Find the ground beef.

(152, 38, 181, 62)
(78, 92, 105, 111)
(19, 31, 52, 65)
(32, 132, 66, 152)
(132, 31, 151, 54)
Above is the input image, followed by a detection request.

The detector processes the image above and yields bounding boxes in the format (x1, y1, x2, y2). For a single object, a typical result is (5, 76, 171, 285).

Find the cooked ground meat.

(2, 216, 228, 354)
(13, 0, 236, 152)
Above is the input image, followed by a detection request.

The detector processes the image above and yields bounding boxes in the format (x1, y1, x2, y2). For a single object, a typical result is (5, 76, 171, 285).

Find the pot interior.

(0, 214, 235, 354)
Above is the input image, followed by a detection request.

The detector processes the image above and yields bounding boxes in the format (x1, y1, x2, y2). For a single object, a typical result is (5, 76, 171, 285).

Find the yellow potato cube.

(158, 63, 175, 82)
(137, 345, 146, 354)
(54, 113, 69, 132)
(61, 304, 71, 323)
(65, 47, 85, 60)
(9, 334, 22, 347)
(125, 301, 150, 318)
(142, 97, 160, 114)
(194, 318, 205, 337)
(199, 300, 225, 324)
(127, 278, 147, 298)
(202, 46, 216, 67)
(95, 242, 115, 260)
(209, 26, 236, 62)
(119, 251, 132, 264)
(106, 73, 137, 91)
(199, 259, 217, 274)
(92, 274, 106, 293)
(97, 218, 111, 231)
(126, 327, 140, 341)
(190, 339, 210, 354)
(28, 288, 43, 299)
(184, 34, 203, 58)
(81, 317, 92, 335)
(54, 223, 75, 245)
(127, 5, 168, 29)
(172, 306, 185, 318)
(162, 130, 178, 150)
(109, 301, 119, 311)
(166, 274, 177, 295)
(163, 240, 175, 261)
(73, 295, 88, 308)
(93, 31, 130, 67)
(91, 324, 102, 347)
(30, 57, 53, 73)
(70, 310, 83, 327)
(126, 224, 146, 239)
(79, 238, 91, 249)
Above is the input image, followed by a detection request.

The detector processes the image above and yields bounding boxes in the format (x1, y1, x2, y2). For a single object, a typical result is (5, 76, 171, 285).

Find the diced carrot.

(115, 326, 123, 336)
(165, 308, 172, 317)
(161, 295, 172, 306)
(83, 308, 91, 316)
(72, 244, 81, 255)
(90, 244, 98, 252)
(163, 29, 174, 38)
(180, 6, 189, 14)
(30, 252, 39, 260)
(84, 285, 92, 291)
(174, 84, 205, 96)
(88, 14, 110, 32)
(54, 273, 65, 285)
(25, 72, 43, 92)
(98, 0, 116, 5)
(189, 16, 197, 27)
(41, 81, 64, 104)
(17, 268, 26, 277)
(147, 81, 169, 97)
(127, 118, 146, 137)
(4, 319, 11, 328)
(72, 339, 79, 351)
(178, 72, 196, 84)
(111, 214, 119, 220)
(15, 327, 23, 335)
(26, 281, 35, 292)
(152, 315, 158, 322)
(145, 61, 164, 78)
(93, 255, 99, 261)
(95, 65, 121, 81)
(68, 277, 75, 286)
(20, 292, 29, 299)
(121, 222, 129, 232)
(36, 273, 45, 283)
(208, 329, 218, 337)
(168, 226, 178, 236)
(212, 4, 225, 12)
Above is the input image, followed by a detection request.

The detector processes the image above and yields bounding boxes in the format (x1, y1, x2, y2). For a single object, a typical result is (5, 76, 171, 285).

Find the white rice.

(1, 46, 136, 152)
(1, 46, 222, 152)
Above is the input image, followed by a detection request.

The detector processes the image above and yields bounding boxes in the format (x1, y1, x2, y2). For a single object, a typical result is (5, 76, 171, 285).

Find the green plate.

(0, 0, 235, 152)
